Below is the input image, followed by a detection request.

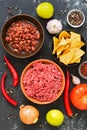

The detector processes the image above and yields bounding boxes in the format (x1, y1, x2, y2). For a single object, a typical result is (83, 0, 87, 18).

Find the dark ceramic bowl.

(67, 9, 85, 28)
(1, 14, 44, 58)
(20, 59, 65, 105)
(51, 30, 86, 67)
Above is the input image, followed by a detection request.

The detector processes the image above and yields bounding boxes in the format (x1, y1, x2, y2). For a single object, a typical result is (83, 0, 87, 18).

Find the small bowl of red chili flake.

(67, 9, 85, 28)
(78, 61, 87, 79)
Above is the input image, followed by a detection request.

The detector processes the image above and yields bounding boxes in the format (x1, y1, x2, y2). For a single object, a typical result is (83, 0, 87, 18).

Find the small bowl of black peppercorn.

(67, 9, 85, 28)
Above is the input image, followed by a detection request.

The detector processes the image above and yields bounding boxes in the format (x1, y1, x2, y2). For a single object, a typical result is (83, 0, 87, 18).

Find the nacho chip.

(56, 45, 65, 58)
(70, 39, 85, 48)
(59, 31, 70, 40)
(70, 31, 81, 41)
(59, 50, 74, 65)
(69, 48, 85, 63)
(59, 47, 85, 65)
(73, 58, 81, 63)
(66, 38, 72, 43)
(62, 47, 70, 54)
(58, 37, 68, 46)
(56, 44, 70, 58)
(70, 57, 81, 64)
(52, 37, 59, 54)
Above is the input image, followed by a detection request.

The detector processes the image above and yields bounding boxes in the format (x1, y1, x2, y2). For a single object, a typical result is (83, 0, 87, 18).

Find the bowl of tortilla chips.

(51, 30, 86, 66)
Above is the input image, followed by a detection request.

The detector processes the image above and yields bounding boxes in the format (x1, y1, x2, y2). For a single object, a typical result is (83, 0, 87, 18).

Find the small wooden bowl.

(20, 59, 65, 105)
(1, 14, 44, 58)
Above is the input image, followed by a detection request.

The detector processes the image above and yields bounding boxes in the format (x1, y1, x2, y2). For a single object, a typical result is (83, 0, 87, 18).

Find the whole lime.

(46, 109, 64, 126)
(36, 2, 54, 19)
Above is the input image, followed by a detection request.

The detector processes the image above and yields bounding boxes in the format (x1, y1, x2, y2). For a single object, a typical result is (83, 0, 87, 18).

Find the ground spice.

(80, 63, 87, 76)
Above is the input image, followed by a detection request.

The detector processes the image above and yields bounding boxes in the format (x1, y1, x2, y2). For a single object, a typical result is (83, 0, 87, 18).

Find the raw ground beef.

(23, 61, 63, 102)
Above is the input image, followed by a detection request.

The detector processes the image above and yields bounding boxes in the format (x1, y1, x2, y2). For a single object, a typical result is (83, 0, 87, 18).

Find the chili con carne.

(64, 70, 73, 117)
(4, 55, 19, 87)
(1, 72, 18, 106)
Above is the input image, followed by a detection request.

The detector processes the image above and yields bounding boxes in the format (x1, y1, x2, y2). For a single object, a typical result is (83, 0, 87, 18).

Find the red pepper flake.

(80, 63, 87, 76)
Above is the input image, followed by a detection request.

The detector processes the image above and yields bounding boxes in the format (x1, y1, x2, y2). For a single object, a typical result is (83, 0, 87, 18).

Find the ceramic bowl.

(67, 9, 85, 28)
(20, 59, 65, 105)
(1, 14, 44, 58)
(78, 61, 87, 79)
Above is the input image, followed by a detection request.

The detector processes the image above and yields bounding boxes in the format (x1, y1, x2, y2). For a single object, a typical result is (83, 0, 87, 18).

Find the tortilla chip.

(70, 31, 81, 41)
(52, 37, 59, 54)
(62, 47, 70, 54)
(59, 50, 74, 65)
(59, 31, 70, 40)
(66, 38, 72, 43)
(70, 57, 81, 64)
(69, 48, 85, 63)
(59, 47, 85, 65)
(56, 45, 65, 57)
(58, 37, 68, 46)
(70, 39, 85, 48)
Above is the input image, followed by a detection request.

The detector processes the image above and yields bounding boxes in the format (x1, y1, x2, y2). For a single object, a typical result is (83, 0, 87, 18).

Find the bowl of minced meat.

(20, 59, 65, 104)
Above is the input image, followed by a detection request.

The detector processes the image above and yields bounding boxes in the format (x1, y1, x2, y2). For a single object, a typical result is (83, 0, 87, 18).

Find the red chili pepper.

(1, 72, 18, 106)
(4, 55, 18, 87)
(64, 70, 73, 117)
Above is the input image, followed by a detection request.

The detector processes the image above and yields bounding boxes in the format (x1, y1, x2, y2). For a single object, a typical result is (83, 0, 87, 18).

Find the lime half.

(46, 109, 64, 126)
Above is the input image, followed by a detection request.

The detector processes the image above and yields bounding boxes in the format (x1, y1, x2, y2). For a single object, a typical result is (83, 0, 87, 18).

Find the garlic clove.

(46, 19, 63, 34)
(71, 74, 80, 85)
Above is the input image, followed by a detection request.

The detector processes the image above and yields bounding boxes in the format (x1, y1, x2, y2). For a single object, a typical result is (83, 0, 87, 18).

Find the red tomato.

(70, 84, 87, 110)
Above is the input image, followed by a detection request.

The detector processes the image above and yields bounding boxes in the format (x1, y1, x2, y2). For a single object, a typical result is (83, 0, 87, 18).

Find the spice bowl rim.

(20, 59, 65, 105)
(78, 61, 87, 79)
(67, 9, 85, 28)
(1, 14, 44, 58)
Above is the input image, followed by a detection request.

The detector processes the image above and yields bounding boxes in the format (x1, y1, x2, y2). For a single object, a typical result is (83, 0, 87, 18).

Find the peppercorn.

(68, 11, 83, 26)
